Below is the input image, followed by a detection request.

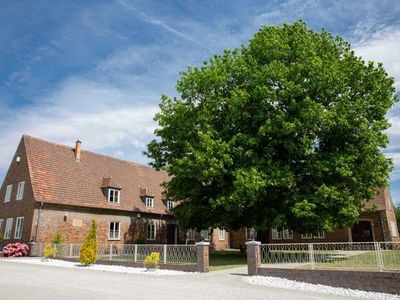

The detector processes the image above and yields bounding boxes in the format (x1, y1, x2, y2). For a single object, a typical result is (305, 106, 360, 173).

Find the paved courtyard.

(0, 261, 364, 300)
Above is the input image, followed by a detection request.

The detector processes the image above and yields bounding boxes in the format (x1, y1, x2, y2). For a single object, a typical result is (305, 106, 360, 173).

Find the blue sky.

(0, 0, 399, 204)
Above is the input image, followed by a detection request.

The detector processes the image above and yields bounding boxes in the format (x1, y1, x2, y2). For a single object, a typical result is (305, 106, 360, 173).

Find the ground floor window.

(147, 223, 156, 240)
(4, 218, 13, 239)
(14, 217, 24, 239)
(301, 232, 313, 239)
(272, 227, 293, 240)
(219, 228, 225, 241)
(246, 227, 257, 240)
(200, 228, 211, 241)
(313, 230, 325, 239)
(109, 221, 120, 240)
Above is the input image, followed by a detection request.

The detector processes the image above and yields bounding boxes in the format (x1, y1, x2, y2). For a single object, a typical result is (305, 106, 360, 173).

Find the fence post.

(134, 244, 138, 263)
(69, 244, 73, 257)
(246, 241, 261, 275)
(308, 243, 315, 269)
(109, 244, 113, 261)
(163, 245, 167, 264)
(195, 241, 210, 272)
(374, 242, 383, 271)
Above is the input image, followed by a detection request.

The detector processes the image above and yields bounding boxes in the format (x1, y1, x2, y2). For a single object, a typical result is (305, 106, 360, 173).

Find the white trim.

(271, 227, 282, 240)
(219, 228, 225, 241)
(313, 230, 325, 239)
(391, 221, 398, 238)
(4, 184, 12, 202)
(145, 197, 154, 208)
(108, 221, 120, 240)
(107, 189, 120, 204)
(147, 223, 156, 240)
(16, 181, 25, 200)
(282, 228, 293, 240)
(14, 217, 24, 239)
(301, 232, 313, 239)
(166, 200, 174, 210)
(4, 218, 13, 239)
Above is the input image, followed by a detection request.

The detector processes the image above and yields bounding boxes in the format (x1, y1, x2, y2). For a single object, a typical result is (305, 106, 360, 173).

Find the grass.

(209, 249, 247, 271)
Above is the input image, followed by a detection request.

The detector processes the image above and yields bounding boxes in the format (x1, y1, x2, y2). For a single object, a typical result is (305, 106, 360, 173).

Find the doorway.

(351, 220, 374, 242)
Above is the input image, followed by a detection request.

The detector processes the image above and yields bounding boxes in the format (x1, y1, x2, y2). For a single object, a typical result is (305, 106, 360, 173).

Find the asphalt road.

(0, 261, 361, 300)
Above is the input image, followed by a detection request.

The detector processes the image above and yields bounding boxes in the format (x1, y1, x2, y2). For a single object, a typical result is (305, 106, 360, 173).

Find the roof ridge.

(22, 134, 162, 172)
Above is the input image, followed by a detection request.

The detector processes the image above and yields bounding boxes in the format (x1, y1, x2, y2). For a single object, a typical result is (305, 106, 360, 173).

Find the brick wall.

(211, 228, 230, 250)
(0, 138, 35, 245)
(230, 228, 246, 249)
(257, 267, 400, 295)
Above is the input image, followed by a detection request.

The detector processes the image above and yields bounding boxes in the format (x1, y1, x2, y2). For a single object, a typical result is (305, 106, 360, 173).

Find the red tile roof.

(23, 135, 171, 215)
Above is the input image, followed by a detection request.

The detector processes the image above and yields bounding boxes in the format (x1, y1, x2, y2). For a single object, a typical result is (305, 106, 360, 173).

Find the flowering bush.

(143, 252, 160, 269)
(1, 243, 29, 257)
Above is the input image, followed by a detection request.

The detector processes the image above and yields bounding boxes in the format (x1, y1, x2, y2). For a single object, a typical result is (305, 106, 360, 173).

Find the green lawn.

(209, 250, 247, 271)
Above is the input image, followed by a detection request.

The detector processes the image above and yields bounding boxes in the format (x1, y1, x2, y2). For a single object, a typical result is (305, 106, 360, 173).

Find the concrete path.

(0, 261, 361, 300)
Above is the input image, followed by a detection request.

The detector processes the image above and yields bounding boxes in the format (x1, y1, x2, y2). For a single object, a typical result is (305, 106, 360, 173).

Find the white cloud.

(385, 152, 400, 182)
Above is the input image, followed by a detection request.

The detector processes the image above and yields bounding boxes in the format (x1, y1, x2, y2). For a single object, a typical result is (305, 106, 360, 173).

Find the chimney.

(75, 140, 82, 161)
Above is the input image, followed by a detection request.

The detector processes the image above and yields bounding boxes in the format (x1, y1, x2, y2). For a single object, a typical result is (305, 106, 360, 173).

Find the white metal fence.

(31, 243, 197, 265)
(260, 242, 400, 271)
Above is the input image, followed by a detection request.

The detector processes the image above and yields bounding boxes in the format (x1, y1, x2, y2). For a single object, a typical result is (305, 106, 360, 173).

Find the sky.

(0, 0, 399, 204)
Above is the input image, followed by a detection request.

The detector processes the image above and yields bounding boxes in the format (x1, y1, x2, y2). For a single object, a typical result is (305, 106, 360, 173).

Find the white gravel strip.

(0, 257, 193, 276)
(245, 276, 400, 300)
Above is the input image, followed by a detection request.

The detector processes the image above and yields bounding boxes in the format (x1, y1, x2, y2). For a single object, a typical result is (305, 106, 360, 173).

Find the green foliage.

(44, 244, 57, 258)
(0, 231, 3, 243)
(51, 230, 62, 245)
(143, 252, 160, 269)
(146, 21, 398, 233)
(134, 236, 145, 244)
(395, 204, 400, 232)
(79, 220, 98, 266)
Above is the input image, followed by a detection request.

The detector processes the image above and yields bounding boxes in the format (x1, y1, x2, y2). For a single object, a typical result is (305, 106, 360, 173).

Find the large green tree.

(146, 21, 398, 233)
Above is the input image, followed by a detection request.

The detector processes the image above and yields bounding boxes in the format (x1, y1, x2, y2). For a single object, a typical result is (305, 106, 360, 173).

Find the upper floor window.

(166, 200, 174, 210)
(4, 185, 12, 202)
(14, 217, 24, 239)
(147, 223, 156, 240)
(108, 189, 120, 204)
(4, 218, 13, 239)
(313, 230, 325, 239)
(219, 228, 225, 241)
(145, 197, 154, 208)
(16, 181, 25, 200)
(109, 221, 120, 240)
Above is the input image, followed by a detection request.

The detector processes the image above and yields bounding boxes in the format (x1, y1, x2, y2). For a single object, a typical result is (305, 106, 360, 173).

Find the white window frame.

(200, 228, 211, 241)
(145, 197, 154, 208)
(14, 217, 24, 239)
(109, 221, 120, 240)
(390, 221, 398, 238)
(219, 228, 225, 241)
(4, 218, 13, 239)
(282, 228, 293, 239)
(166, 200, 174, 210)
(0, 219, 4, 234)
(246, 227, 257, 240)
(16, 181, 25, 200)
(313, 230, 325, 239)
(271, 227, 282, 240)
(147, 223, 156, 240)
(4, 184, 12, 202)
(301, 232, 313, 239)
(107, 189, 120, 204)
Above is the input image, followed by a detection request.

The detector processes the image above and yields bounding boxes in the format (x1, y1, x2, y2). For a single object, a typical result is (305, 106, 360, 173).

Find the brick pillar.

(196, 241, 210, 273)
(246, 241, 261, 276)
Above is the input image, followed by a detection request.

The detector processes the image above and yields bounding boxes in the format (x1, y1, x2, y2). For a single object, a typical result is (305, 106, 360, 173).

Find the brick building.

(0, 135, 229, 250)
(230, 188, 399, 249)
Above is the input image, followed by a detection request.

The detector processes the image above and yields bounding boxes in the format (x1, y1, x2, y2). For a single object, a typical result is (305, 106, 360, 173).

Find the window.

(4, 218, 13, 239)
(145, 197, 154, 208)
(271, 228, 282, 240)
(186, 229, 196, 240)
(301, 233, 313, 239)
(147, 223, 156, 240)
(4, 185, 12, 202)
(16, 181, 25, 200)
(219, 228, 225, 241)
(200, 228, 211, 241)
(166, 201, 174, 210)
(282, 228, 293, 239)
(108, 189, 120, 204)
(246, 227, 257, 240)
(14, 217, 24, 239)
(109, 222, 120, 240)
(0, 219, 4, 234)
(314, 231, 325, 239)
(390, 221, 398, 238)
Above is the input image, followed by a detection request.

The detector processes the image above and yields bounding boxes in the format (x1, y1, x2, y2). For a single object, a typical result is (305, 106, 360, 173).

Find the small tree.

(395, 204, 400, 234)
(79, 220, 98, 266)
(51, 230, 62, 245)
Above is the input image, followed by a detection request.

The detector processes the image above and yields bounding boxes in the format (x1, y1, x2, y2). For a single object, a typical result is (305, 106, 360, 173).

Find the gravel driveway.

(0, 261, 362, 300)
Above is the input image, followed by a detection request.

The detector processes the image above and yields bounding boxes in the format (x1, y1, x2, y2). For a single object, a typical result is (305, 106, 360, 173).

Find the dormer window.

(167, 200, 174, 210)
(145, 197, 154, 208)
(108, 189, 120, 204)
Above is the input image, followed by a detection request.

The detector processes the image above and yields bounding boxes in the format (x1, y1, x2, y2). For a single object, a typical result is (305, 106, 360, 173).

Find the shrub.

(143, 252, 160, 269)
(1, 243, 29, 257)
(43, 244, 57, 258)
(79, 220, 98, 266)
(134, 236, 145, 244)
(51, 230, 63, 245)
